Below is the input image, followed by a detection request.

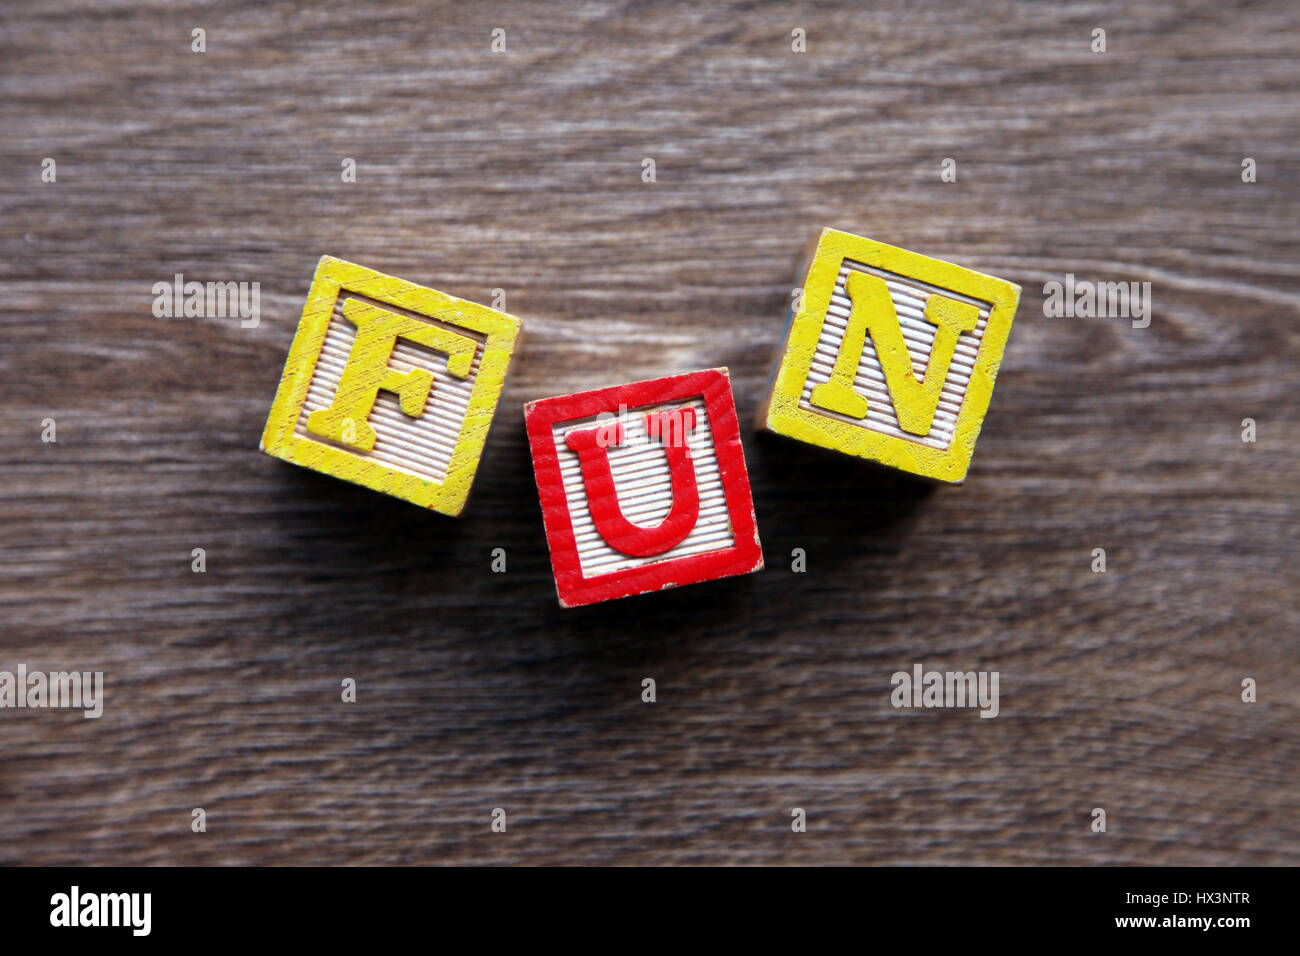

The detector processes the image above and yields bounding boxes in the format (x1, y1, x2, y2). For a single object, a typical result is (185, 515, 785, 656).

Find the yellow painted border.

(761, 229, 1021, 483)
(259, 256, 522, 516)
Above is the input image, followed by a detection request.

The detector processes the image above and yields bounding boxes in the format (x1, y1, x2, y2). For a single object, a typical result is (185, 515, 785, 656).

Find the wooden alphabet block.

(757, 229, 1021, 483)
(525, 368, 764, 608)
(260, 256, 522, 516)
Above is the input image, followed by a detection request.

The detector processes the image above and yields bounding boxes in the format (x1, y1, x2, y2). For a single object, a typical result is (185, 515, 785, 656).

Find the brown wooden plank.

(0, 0, 1296, 864)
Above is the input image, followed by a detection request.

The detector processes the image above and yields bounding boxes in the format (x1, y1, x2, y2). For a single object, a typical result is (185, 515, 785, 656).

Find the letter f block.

(525, 369, 764, 608)
(260, 256, 522, 516)
(757, 229, 1021, 483)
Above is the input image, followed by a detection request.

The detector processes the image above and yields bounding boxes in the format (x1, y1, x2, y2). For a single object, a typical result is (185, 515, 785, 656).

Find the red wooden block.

(524, 368, 764, 608)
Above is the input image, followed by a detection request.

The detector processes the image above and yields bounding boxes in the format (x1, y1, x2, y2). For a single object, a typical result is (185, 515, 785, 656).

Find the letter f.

(308, 298, 477, 452)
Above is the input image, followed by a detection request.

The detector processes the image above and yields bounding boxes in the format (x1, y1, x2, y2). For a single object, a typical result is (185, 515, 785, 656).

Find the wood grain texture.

(1, 0, 1297, 865)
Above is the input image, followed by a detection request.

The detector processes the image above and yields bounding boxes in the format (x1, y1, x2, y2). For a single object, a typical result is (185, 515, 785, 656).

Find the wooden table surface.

(2, 0, 1297, 865)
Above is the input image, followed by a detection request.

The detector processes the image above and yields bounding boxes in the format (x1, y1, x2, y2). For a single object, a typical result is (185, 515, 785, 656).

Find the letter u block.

(757, 229, 1021, 483)
(260, 256, 522, 516)
(525, 369, 764, 607)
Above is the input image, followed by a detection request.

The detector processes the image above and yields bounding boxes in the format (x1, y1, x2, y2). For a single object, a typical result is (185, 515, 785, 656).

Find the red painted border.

(524, 368, 764, 607)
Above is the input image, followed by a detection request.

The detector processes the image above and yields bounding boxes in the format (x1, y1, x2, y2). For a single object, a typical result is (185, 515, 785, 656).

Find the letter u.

(564, 408, 700, 557)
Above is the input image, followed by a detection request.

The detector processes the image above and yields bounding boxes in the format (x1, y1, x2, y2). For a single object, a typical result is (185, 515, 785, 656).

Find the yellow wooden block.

(259, 256, 522, 516)
(756, 229, 1021, 483)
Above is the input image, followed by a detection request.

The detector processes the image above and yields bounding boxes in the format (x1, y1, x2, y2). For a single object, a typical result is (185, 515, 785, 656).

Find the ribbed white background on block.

(799, 258, 991, 451)
(551, 397, 734, 578)
(294, 295, 485, 482)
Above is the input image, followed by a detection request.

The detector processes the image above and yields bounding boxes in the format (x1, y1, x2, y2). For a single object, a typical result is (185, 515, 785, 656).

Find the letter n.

(811, 272, 979, 436)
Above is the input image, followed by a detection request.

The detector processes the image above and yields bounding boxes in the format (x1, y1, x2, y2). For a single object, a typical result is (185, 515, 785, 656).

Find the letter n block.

(525, 368, 764, 608)
(757, 229, 1021, 483)
(260, 256, 522, 516)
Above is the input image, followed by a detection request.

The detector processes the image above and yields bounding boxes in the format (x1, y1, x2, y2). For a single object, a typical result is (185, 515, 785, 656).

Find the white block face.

(293, 293, 486, 482)
(799, 257, 992, 451)
(550, 396, 734, 578)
